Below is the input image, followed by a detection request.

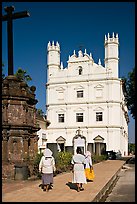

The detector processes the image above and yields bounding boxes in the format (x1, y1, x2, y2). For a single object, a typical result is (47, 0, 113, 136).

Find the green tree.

(2, 63, 5, 79)
(122, 67, 135, 119)
(15, 67, 32, 83)
(32, 152, 43, 178)
(37, 109, 44, 116)
(128, 143, 135, 154)
(55, 151, 73, 173)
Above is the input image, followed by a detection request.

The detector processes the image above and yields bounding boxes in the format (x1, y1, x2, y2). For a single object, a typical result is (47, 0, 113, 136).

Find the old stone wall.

(2, 162, 15, 180)
(2, 75, 40, 179)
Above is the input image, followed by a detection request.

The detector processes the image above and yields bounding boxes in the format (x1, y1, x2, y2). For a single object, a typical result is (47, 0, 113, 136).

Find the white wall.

(46, 38, 128, 156)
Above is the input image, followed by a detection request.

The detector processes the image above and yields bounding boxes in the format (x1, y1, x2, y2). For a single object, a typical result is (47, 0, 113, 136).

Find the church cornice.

(46, 125, 125, 130)
(46, 100, 123, 106)
(47, 77, 121, 86)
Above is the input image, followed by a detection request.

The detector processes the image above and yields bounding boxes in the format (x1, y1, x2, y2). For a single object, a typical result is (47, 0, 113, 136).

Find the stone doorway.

(56, 136, 66, 152)
(93, 135, 106, 155)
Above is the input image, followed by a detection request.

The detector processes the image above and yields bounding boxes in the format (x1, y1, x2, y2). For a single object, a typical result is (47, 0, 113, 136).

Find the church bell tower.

(104, 33, 119, 78)
(47, 41, 60, 78)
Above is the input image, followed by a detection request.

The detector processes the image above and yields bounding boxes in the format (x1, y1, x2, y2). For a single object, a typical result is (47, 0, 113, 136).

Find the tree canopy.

(15, 67, 32, 83)
(2, 66, 32, 84)
(36, 109, 44, 117)
(123, 67, 135, 119)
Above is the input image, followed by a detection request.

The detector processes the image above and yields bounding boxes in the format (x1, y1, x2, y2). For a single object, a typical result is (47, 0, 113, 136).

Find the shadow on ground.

(66, 182, 77, 191)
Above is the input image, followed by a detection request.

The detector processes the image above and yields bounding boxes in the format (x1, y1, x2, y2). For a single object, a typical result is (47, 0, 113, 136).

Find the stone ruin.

(2, 75, 40, 179)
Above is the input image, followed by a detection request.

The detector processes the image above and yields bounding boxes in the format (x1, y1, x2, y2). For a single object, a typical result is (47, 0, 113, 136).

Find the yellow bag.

(85, 168, 95, 181)
(90, 169, 95, 180)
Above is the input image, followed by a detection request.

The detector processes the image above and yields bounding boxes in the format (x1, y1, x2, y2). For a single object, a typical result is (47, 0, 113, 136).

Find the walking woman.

(84, 151, 95, 182)
(39, 148, 56, 192)
(71, 147, 87, 192)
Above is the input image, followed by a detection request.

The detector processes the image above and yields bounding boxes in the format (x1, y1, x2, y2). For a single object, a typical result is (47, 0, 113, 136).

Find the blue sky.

(2, 2, 135, 143)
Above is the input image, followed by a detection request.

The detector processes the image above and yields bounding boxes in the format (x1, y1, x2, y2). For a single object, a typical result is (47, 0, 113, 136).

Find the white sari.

(71, 153, 87, 184)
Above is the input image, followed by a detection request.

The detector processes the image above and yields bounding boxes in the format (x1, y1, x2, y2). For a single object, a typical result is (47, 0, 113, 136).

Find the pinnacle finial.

(98, 58, 101, 65)
(48, 41, 51, 47)
(90, 53, 92, 57)
(56, 41, 59, 47)
(78, 50, 83, 57)
(84, 49, 87, 54)
(61, 62, 63, 69)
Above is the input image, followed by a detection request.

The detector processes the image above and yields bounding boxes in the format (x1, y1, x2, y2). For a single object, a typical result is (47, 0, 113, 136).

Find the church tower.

(104, 33, 119, 78)
(47, 41, 60, 78)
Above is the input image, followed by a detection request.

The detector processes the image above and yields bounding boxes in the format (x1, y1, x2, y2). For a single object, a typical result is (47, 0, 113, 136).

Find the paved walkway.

(2, 159, 126, 202)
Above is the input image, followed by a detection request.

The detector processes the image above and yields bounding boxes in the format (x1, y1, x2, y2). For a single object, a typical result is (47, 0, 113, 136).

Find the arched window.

(78, 66, 82, 75)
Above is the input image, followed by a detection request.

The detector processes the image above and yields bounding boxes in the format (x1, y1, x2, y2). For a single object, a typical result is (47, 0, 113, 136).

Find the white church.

(45, 33, 129, 156)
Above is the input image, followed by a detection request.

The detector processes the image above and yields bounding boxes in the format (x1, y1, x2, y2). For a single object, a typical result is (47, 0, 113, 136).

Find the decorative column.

(22, 134, 29, 161)
(28, 135, 39, 160)
(2, 103, 8, 123)
(93, 143, 95, 154)
(33, 135, 39, 155)
(2, 130, 9, 162)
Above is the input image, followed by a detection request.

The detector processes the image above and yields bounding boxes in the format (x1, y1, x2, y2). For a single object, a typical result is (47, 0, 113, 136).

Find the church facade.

(45, 33, 129, 156)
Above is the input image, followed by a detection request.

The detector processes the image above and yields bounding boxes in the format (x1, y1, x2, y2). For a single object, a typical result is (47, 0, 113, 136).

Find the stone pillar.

(22, 104, 27, 124)
(99, 143, 101, 156)
(2, 100, 9, 123)
(2, 130, 9, 162)
(29, 137, 34, 159)
(29, 137, 35, 159)
(33, 108, 36, 125)
(93, 143, 95, 154)
(22, 136, 29, 161)
(8, 131, 23, 162)
(33, 135, 39, 155)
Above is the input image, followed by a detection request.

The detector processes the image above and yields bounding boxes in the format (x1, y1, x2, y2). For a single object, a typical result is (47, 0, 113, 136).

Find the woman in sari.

(84, 151, 95, 181)
(39, 148, 56, 192)
(71, 147, 87, 192)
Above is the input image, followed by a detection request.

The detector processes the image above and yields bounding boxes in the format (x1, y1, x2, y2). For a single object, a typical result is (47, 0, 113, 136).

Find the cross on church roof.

(2, 6, 30, 75)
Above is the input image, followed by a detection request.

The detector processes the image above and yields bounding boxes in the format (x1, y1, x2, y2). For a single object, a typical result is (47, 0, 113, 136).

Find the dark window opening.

(77, 90, 83, 98)
(58, 143, 64, 152)
(96, 112, 103, 121)
(79, 67, 82, 75)
(76, 113, 83, 122)
(58, 114, 64, 123)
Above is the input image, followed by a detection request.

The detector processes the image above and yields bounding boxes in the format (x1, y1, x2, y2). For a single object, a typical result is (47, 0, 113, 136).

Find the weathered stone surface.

(2, 75, 40, 179)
